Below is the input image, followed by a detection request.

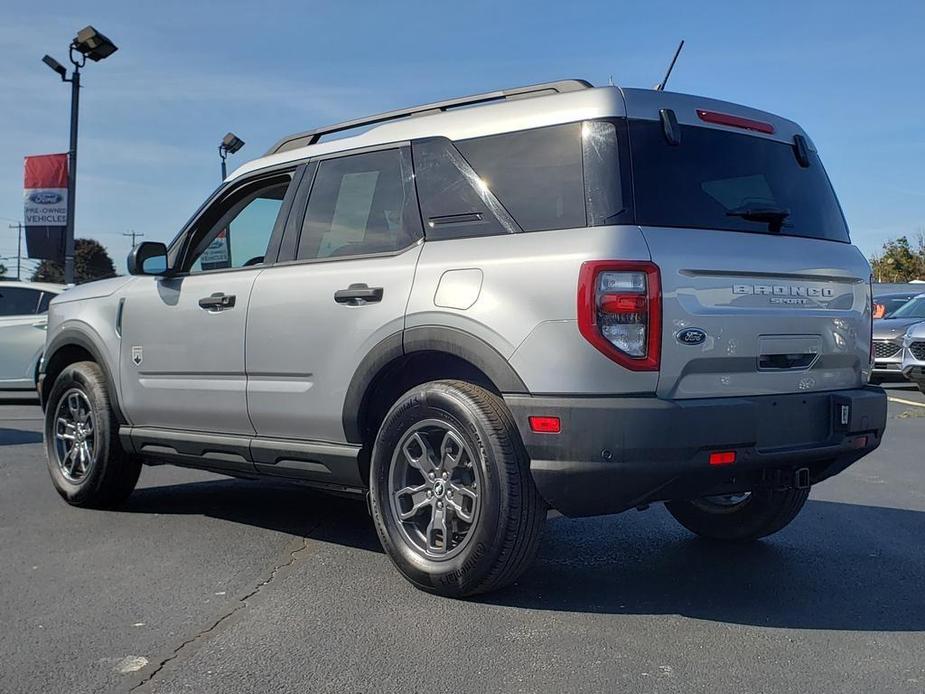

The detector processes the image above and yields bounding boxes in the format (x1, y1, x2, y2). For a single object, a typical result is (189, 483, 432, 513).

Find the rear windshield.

(889, 296, 925, 319)
(628, 120, 850, 242)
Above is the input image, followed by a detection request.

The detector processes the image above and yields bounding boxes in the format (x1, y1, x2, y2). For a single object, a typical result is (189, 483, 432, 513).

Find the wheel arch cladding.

(42, 330, 127, 424)
(343, 326, 529, 446)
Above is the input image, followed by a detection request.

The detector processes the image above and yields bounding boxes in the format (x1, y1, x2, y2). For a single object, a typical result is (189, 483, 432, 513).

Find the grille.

(911, 342, 925, 361)
(874, 341, 901, 359)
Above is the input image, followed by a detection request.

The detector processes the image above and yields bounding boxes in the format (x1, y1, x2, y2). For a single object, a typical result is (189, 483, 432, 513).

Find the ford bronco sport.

(39, 79, 887, 597)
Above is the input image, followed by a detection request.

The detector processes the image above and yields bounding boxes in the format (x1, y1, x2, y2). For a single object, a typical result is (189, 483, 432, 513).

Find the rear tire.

(369, 380, 545, 597)
(665, 487, 809, 541)
(44, 361, 141, 508)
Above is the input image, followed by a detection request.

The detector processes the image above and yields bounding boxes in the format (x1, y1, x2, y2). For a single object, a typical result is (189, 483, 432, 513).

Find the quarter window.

(297, 148, 421, 260)
(455, 123, 586, 232)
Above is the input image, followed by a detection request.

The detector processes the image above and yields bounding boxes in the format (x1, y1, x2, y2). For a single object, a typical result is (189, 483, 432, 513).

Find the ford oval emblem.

(29, 191, 62, 205)
(677, 328, 707, 345)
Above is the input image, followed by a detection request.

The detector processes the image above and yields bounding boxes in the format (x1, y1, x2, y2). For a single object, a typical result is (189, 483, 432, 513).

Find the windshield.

(628, 120, 850, 242)
(889, 296, 925, 319)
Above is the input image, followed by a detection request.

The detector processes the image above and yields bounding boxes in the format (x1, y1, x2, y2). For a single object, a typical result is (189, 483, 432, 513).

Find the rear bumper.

(505, 387, 887, 517)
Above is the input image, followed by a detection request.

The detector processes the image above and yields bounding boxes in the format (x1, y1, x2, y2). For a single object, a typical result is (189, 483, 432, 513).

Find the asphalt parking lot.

(1, 385, 923, 694)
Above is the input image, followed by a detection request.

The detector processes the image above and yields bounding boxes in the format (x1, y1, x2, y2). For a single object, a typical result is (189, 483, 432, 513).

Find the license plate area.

(756, 395, 831, 449)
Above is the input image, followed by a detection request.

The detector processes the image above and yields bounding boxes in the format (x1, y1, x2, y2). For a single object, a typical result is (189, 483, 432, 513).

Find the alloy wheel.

(53, 388, 96, 483)
(388, 419, 482, 560)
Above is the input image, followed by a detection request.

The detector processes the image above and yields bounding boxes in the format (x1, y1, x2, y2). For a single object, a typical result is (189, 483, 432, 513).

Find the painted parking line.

(888, 397, 925, 409)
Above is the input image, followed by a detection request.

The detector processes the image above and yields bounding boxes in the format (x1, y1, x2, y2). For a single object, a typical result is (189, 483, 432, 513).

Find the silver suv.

(39, 80, 887, 596)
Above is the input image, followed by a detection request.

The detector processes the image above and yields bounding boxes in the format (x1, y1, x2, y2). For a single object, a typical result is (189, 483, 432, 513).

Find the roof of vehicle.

(228, 80, 809, 183)
(0, 280, 66, 293)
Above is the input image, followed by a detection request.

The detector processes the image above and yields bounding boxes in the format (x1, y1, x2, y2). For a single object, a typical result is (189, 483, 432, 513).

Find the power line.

(122, 230, 144, 246)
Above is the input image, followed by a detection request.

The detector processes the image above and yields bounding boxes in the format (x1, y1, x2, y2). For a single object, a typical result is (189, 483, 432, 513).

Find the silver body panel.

(245, 245, 422, 443)
(117, 272, 262, 435)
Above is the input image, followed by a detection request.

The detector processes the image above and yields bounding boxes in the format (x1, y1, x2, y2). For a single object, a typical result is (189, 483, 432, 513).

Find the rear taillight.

(577, 261, 661, 371)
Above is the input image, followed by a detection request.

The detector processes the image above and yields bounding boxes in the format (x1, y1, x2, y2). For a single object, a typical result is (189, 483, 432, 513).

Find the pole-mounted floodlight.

(219, 132, 245, 180)
(40, 25, 117, 285)
(72, 26, 118, 62)
(42, 55, 68, 79)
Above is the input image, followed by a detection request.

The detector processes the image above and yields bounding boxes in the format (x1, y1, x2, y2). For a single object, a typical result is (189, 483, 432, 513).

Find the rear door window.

(628, 120, 850, 242)
(297, 147, 421, 260)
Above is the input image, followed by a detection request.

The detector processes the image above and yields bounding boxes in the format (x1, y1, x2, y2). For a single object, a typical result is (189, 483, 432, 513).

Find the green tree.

(31, 238, 117, 284)
(870, 235, 925, 283)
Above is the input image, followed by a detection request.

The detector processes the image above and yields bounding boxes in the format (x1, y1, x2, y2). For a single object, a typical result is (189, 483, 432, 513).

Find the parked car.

(871, 294, 925, 382)
(873, 291, 918, 319)
(901, 321, 925, 393)
(0, 281, 65, 390)
(38, 79, 886, 597)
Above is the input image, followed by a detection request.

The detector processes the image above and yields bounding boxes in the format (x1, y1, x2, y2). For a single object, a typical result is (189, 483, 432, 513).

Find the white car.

(901, 321, 925, 393)
(0, 281, 66, 390)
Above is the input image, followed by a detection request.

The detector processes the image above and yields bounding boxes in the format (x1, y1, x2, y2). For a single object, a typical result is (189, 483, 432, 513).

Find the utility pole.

(8, 223, 23, 280)
(122, 230, 143, 247)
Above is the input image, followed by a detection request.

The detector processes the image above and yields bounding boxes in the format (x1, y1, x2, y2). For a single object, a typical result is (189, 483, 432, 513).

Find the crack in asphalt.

(128, 533, 316, 692)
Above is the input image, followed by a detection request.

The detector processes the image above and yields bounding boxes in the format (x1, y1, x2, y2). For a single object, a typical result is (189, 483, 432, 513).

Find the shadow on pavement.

(121, 478, 925, 632)
(123, 478, 381, 552)
(0, 428, 44, 446)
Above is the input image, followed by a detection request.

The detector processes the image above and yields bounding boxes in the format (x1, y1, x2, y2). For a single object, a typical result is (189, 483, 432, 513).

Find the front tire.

(44, 361, 141, 508)
(665, 487, 809, 542)
(369, 380, 545, 597)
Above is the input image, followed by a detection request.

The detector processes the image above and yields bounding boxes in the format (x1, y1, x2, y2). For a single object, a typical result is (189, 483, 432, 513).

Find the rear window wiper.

(726, 206, 791, 232)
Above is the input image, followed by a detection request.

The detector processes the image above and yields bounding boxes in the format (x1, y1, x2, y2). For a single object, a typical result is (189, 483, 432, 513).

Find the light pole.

(43, 26, 117, 285)
(219, 132, 245, 181)
(7, 223, 23, 280)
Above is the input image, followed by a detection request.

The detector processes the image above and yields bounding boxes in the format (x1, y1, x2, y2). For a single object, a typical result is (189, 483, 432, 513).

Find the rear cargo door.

(625, 110, 871, 399)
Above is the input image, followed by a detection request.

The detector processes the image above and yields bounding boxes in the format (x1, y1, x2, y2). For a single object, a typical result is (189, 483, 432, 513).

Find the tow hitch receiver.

(794, 467, 811, 489)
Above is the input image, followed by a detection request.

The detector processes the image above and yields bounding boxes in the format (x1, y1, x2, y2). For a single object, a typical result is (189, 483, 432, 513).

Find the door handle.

(198, 293, 236, 311)
(334, 284, 383, 305)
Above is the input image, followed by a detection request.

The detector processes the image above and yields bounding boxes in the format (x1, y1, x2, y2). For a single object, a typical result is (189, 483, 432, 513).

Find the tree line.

(870, 234, 925, 283)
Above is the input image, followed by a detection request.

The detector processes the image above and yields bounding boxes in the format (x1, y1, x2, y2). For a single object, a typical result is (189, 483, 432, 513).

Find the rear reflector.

(529, 416, 561, 434)
(708, 451, 736, 466)
(696, 109, 775, 135)
(852, 436, 868, 449)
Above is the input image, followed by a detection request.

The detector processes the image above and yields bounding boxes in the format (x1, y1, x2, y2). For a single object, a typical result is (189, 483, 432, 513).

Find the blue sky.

(1, 0, 922, 275)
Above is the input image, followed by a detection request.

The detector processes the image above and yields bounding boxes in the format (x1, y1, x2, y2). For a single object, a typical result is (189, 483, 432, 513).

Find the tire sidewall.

(44, 363, 114, 504)
(370, 384, 511, 594)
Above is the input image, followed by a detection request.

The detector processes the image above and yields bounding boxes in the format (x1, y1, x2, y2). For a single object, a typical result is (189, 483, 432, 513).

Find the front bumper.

(505, 387, 887, 517)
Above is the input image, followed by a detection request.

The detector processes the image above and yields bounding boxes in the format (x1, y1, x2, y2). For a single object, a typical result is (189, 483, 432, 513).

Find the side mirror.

(127, 241, 170, 276)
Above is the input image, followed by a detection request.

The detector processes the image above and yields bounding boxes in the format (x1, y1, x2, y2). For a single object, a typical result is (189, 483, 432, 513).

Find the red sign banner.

(23, 153, 68, 261)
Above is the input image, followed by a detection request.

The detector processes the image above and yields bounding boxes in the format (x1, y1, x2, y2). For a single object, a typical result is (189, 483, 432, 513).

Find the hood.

(50, 276, 134, 305)
(905, 321, 925, 339)
(872, 317, 923, 340)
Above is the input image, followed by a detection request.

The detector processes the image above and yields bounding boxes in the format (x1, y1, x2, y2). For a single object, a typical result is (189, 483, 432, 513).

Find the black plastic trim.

(403, 326, 528, 393)
(505, 387, 887, 517)
(122, 426, 363, 486)
(342, 332, 405, 444)
(340, 327, 529, 445)
(41, 328, 127, 423)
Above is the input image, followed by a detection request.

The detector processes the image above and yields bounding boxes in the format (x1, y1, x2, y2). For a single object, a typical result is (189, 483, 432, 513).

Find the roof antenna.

(654, 40, 685, 91)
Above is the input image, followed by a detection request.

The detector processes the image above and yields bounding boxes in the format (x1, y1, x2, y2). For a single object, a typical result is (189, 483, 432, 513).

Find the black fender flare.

(342, 326, 528, 444)
(41, 327, 128, 424)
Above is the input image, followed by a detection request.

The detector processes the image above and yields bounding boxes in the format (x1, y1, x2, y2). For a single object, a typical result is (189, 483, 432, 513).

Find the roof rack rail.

(265, 79, 593, 155)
